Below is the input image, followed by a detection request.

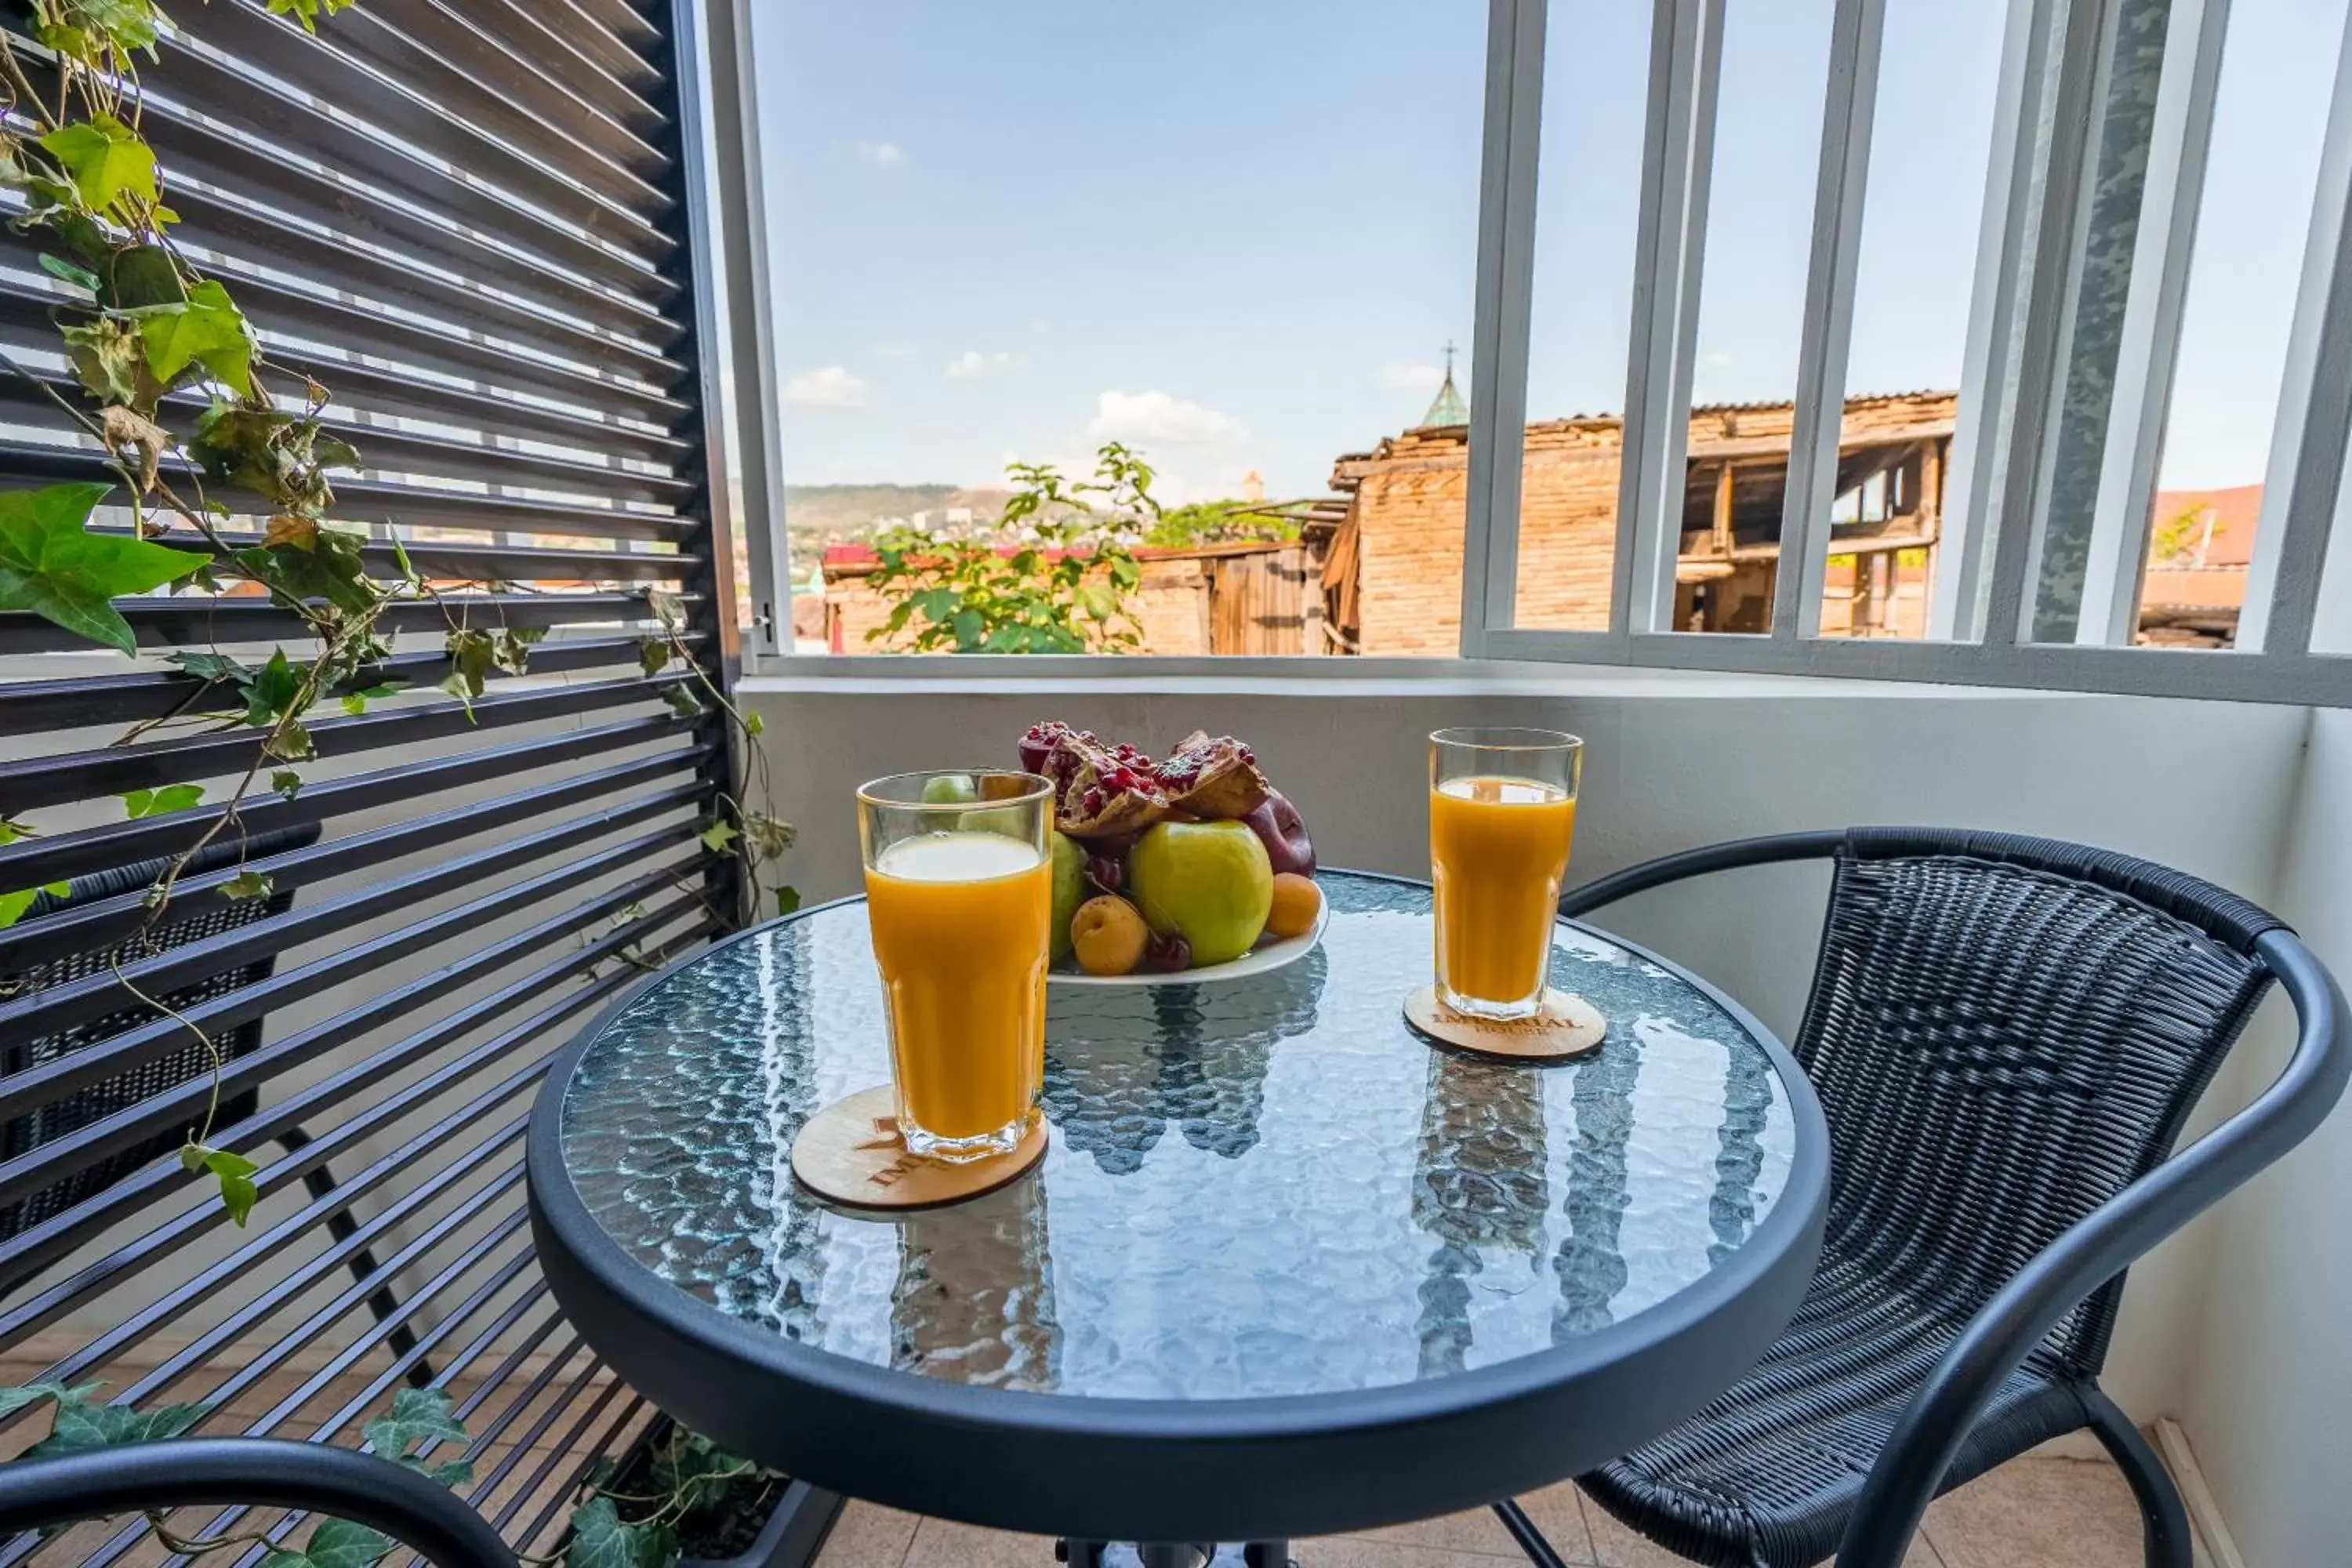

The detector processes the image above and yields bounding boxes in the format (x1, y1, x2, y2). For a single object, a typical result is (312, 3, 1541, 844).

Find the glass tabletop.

(555, 872, 1798, 1403)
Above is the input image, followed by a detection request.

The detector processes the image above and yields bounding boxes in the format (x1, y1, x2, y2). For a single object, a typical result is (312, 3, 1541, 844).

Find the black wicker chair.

(0, 826, 430, 1377)
(1493, 828, 2348, 1568)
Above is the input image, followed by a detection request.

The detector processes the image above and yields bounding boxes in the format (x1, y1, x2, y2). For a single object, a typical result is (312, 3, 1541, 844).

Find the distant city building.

(1241, 470, 1265, 503)
(946, 506, 975, 525)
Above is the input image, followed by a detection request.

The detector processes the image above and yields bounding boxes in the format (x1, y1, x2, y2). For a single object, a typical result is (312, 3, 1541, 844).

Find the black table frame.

(526, 873, 1831, 1544)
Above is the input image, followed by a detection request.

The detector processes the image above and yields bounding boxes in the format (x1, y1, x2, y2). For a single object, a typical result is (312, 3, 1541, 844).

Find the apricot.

(1265, 873, 1322, 939)
(1071, 895, 1149, 976)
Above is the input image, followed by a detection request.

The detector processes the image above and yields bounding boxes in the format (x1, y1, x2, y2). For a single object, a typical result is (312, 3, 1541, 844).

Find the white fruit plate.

(1048, 897, 1329, 987)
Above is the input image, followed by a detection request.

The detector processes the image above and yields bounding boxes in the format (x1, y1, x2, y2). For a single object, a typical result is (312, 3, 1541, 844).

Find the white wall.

(2182, 706, 2349, 1568)
(741, 669, 2311, 1428)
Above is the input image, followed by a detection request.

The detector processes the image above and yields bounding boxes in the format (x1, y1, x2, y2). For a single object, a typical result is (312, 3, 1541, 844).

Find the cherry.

(1141, 931, 1192, 973)
(1084, 855, 1123, 895)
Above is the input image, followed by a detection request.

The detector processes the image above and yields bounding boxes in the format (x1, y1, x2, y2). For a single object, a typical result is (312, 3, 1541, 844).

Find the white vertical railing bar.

(1982, 0, 2112, 649)
(688, 0, 790, 668)
(2075, 0, 2230, 646)
(1611, 0, 1726, 638)
(2241, 3, 2352, 655)
(1774, 0, 1889, 641)
(1461, 0, 1550, 657)
(1932, 0, 2052, 641)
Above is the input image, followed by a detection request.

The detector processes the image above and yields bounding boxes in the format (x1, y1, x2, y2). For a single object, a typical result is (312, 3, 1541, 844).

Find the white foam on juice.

(876, 831, 1042, 883)
(1438, 775, 1567, 806)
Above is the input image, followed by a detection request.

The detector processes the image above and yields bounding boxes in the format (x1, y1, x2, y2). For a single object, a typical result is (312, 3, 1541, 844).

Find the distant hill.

(782, 484, 1013, 544)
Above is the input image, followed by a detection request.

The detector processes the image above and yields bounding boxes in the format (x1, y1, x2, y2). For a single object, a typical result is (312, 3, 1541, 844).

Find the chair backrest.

(1795, 827, 2284, 1377)
(0, 825, 318, 1241)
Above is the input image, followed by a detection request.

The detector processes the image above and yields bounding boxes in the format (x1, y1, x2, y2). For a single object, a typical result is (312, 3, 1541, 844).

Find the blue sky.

(753, 2, 2343, 503)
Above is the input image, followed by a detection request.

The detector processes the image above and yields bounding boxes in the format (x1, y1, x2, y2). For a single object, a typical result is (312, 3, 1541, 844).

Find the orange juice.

(864, 832, 1051, 1149)
(1429, 775, 1577, 1014)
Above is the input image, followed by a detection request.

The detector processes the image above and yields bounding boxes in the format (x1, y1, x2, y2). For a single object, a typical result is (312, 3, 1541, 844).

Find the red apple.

(1240, 788, 1315, 877)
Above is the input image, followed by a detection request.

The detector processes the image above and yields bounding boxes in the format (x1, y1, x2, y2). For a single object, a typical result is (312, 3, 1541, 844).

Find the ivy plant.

(0, 0, 793, 1229)
(0, 1382, 474, 1568)
(865, 441, 1153, 653)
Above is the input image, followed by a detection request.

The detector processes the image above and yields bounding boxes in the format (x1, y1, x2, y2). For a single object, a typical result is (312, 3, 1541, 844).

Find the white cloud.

(945, 350, 1027, 382)
(853, 140, 906, 169)
(1087, 389, 1248, 446)
(782, 365, 872, 408)
(1378, 361, 1446, 392)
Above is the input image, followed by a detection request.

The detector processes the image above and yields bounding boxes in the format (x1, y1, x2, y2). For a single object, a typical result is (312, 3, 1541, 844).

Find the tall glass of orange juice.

(858, 770, 1054, 1163)
(1428, 728, 1582, 1019)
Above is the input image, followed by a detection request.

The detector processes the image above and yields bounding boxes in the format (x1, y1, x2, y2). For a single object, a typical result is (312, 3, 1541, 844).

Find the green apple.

(958, 805, 1029, 837)
(1126, 820, 1273, 966)
(920, 773, 979, 806)
(1048, 832, 1085, 961)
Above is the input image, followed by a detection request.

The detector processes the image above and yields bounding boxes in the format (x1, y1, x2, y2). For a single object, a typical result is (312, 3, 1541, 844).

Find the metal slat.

(0, 633, 688, 741)
(324, 2, 673, 187)
(0, 782, 699, 1042)
(2, 670, 693, 812)
(0, 834, 701, 1124)
(0, 377, 693, 504)
(71, 529, 692, 586)
(0, 435, 696, 541)
(2242, 4, 2352, 655)
(1774, 0, 1888, 639)
(151, 18, 676, 274)
(0, 712, 699, 887)
(0, 593, 677, 659)
(0, 763, 702, 965)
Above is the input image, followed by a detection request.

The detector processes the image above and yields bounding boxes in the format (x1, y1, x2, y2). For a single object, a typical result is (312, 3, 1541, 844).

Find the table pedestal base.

(1058, 1541, 1292, 1568)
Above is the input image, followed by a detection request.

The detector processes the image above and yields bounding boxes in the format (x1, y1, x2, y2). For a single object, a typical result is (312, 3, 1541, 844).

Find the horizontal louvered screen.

(0, 0, 734, 1557)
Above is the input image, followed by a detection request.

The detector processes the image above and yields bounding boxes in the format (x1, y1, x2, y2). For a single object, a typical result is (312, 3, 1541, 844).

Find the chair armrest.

(1559, 829, 1849, 920)
(0, 1437, 517, 1568)
(1834, 927, 2351, 1568)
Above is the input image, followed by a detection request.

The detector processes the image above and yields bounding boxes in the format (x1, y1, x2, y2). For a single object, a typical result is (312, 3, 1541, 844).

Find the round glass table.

(527, 871, 1828, 1544)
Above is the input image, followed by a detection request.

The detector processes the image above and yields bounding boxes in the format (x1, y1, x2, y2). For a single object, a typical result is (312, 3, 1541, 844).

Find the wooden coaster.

(1403, 986, 1607, 1062)
(790, 1085, 1047, 1211)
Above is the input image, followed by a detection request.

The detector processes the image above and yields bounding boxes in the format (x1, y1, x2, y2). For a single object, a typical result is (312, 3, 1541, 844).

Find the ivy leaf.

(0, 884, 69, 931)
(106, 243, 186, 309)
(27, 1395, 205, 1459)
(121, 783, 201, 819)
(698, 820, 739, 855)
(193, 1146, 259, 1226)
(271, 769, 303, 800)
(0, 481, 206, 655)
(264, 0, 354, 33)
(264, 719, 314, 762)
(363, 1387, 469, 1459)
(243, 647, 307, 728)
(661, 684, 702, 720)
(740, 811, 796, 862)
(442, 629, 495, 699)
(220, 869, 274, 902)
(60, 318, 142, 405)
(565, 1496, 673, 1568)
(134, 278, 255, 397)
(742, 710, 764, 737)
(37, 115, 157, 217)
(37, 252, 101, 293)
(493, 626, 544, 676)
(636, 637, 670, 677)
(773, 886, 802, 917)
(34, 0, 166, 55)
(0, 1382, 103, 1419)
(339, 680, 402, 717)
(238, 530, 377, 620)
(270, 1517, 396, 1568)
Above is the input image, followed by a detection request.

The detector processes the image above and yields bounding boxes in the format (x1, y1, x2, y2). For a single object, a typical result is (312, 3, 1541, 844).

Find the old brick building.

(1316, 389, 1958, 654)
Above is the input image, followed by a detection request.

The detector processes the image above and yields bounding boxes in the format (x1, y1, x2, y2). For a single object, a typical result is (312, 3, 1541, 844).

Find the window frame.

(719, 0, 2352, 706)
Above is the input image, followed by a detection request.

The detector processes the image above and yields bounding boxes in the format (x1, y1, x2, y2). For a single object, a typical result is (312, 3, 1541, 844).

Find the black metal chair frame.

(1491, 827, 2348, 1568)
